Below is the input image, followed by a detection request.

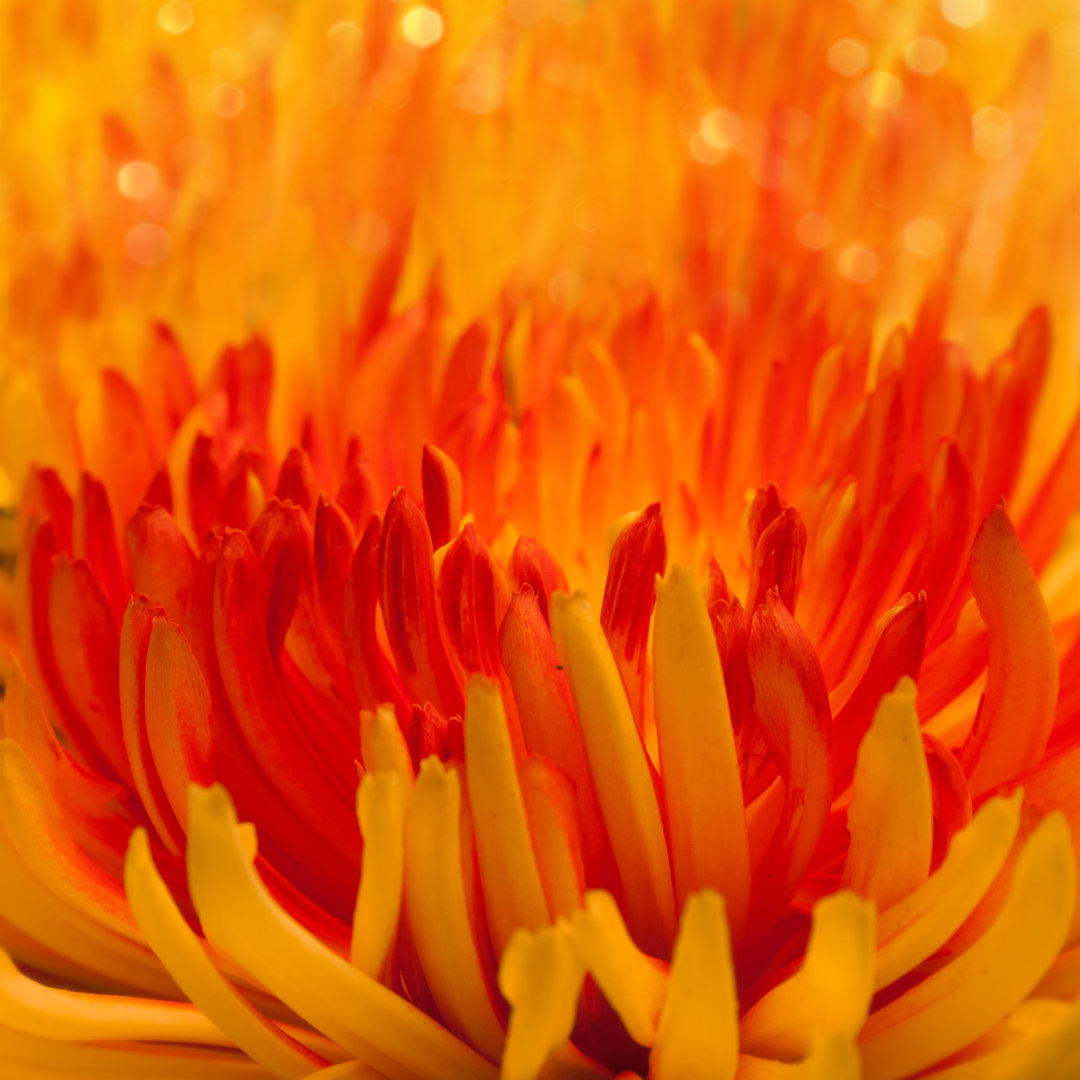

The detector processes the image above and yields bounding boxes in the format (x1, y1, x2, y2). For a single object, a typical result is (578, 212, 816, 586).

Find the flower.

(4, 0, 1080, 1078)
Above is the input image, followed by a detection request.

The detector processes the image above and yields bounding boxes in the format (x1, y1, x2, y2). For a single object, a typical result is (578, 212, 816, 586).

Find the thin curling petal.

(464, 675, 550, 955)
(740, 892, 875, 1062)
(378, 488, 464, 717)
(565, 891, 668, 1048)
(650, 891, 738, 1080)
(422, 442, 463, 550)
(860, 813, 1076, 1080)
(961, 504, 1058, 795)
(842, 676, 933, 910)
(352, 771, 407, 980)
(125, 828, 329, 1080)
(653, 565, 750, 935)
(403, 759, 506, 1063)
(551, 592, 677, 953)
(185, 782, 498, 1079)
(498, 924, 587, 1080)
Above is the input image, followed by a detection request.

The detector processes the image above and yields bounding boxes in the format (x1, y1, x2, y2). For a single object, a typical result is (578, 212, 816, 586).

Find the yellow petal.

(125, 827, 329, 1079)
(185, 782, 498, 1080)
(740, 892, 875, 1061)
(650, 890, 738, 1080)
(842, 676, 932, 910)
(874, 791, 1022, 990)
(565, 890, 668, 1047)
(550, 592, 676, 953)
(736, 1034, 861, 1080)
(0, 1024, 277, 1079)
(0, 941, 224, 1044)
(360, 705, 415, 787)
(464, 674, 551, 955)
(351, 771, 407, 980)
(653, 567, 750, 937)
(402, 758, 506, 1063)
(498, 924, 586, 1080)
(859, 812, 1077, 1080)
(917, 997, 1080, 1080)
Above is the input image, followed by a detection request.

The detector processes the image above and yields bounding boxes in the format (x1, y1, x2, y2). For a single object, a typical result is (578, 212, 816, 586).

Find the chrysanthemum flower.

(4, 0, 1080, 1077)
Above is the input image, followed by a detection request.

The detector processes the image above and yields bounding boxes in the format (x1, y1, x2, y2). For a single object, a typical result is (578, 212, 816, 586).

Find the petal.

(125, 827, 328, 1079)
(377, 488, 464, 717)
(650, 890, 738, 1080)
(360, 704, 415, 786)
(653, 565, 750, 935)
(351, 771, 407, 981)
(874, 791, 1022, 990)
(507, 536, 568, 626)
(960, 504, 1058, 795)
(464, 675, 550, 955)
(565, 891, 668, 1048)
(842, 676, 933, 910)
(186, 782, 498, 1079)
(518, 756, 587, 921)
(498, 924, 588, 1080)
(740, 892, 875, 1061)
(402, 759, 506, 1062)
(747, 507, 807, 616)
(860, 812, 1076, 1080)
(125, 503, 197, 627)
(499, 586, 610, 886)
(421, 442, 463, 550)
(599, 503, 666, 729)
(550, 592, 676, 953)
(746, 594, 833, 936)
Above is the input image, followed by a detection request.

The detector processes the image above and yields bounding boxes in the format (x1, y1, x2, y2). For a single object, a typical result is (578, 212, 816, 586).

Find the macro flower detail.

(5, 0, 1080, 1078)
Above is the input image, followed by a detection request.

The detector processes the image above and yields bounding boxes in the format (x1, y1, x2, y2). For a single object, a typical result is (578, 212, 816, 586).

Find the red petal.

(275, 447, 319, 517)
(508, 535, 569, 626)
(831, 593, 927, 788)
(923, 733, 971, 872)
(73, 473, 129, 624)
(747, 594, 833, 940)
(125, 504, 196, 628)
(140, 322, 197, 439)
(20, 467, 73, 553)
(960, 504, 1058, 795)
(440, 524, 510, 678)
(747, 505, 807, 615)
(377, 489, 464, 717)
(141, 466, 173, 512)
(47, 554, 132, 788)
(343, 515, 410, 718)
(421, 442, 463, 550)
(208, 336, 274, 444)
(187, 433, 220, 540)
(337, 457, 382, 534)
(600, 502, 666, 726)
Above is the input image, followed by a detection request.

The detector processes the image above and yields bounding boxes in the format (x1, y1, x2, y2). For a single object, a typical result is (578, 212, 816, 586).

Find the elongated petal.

(653, 565, 750, 935)
(842, 676, 933, 909)
(499, 924, 587, 1080)
(874, 791, 1022, 990)
(860, 812, 1076, 1080)
(740, 892, 875, 1061)
(352, 772, 407, 980)
(961, 505, 1058, 795)
(186, 782, 498, 1079)
(125, 827, 328, 1079)
(464, 675, 550, 954)
(551, 592, 676, 953)
(650, 890, 738, 1080)
(565, 891, 668, 1047)
(402, 759, 506, 1062)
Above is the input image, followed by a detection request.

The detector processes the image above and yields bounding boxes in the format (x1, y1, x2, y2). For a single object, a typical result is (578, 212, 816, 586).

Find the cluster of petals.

(5, 1, 1080, 1079)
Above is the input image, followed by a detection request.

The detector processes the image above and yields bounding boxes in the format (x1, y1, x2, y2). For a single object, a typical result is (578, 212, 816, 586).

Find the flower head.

(3, 1, 1080, 1078)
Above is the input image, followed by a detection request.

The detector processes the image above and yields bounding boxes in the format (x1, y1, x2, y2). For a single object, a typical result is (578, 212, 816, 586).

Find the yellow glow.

(402, 6, 444, 49)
